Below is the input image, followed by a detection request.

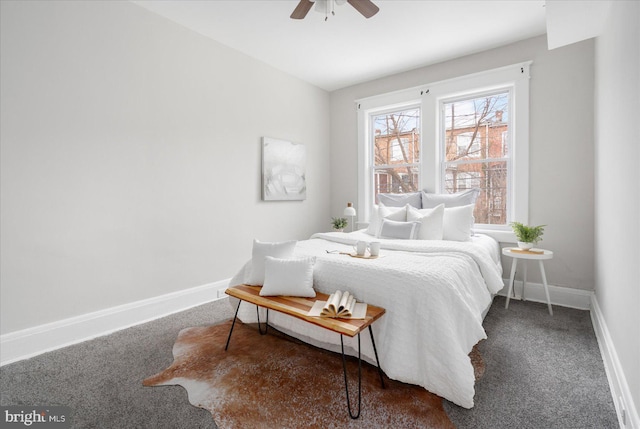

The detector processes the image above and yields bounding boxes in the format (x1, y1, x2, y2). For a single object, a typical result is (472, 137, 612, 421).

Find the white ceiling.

(133, 0, 548, 91)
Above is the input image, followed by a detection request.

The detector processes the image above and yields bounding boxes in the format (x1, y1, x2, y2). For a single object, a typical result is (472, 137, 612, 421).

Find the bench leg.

(224, 300, 242, 351)
(226, 303, 271, 351)
(368, 326, 385, 389)
(340, 334, 362, 419)
(256, 307, 269, 335)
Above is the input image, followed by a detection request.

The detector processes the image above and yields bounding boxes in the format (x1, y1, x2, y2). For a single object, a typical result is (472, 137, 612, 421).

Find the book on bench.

(308, 290, 367, 319)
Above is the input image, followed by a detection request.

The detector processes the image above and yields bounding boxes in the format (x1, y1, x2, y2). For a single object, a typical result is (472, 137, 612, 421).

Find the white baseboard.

(0, 279, 231, 367)
(591, 295, 639, 429)
(496, 278, 593, 310)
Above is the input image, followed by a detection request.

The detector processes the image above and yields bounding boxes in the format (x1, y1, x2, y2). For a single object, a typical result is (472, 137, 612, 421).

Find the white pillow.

(421, 188, 480, 209)
(406, 204, 445, 240)
(260, 257, 316, 297)
(246, 240, 297, 285)
(442, 204, 475, 241)
(378, 192, 422, 208)
(378, 219, 421, 240)
(365, 204, 407, 236)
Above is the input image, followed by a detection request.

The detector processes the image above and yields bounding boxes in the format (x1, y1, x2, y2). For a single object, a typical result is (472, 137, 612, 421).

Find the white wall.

(594, 0, 640, 419)
(330, 35, 595, 292)
(0, 1, 331, 335)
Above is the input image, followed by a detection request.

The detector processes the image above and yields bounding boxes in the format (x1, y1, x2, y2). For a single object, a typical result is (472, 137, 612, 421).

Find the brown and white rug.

(143, 320, 484, 428)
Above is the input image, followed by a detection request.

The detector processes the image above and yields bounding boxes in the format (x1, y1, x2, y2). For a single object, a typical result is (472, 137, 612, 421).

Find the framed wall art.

(262, 137, 306, 201)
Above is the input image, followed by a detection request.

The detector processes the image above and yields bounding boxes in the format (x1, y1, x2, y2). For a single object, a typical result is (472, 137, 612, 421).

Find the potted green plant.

(510, 222, 545, 249)
(331, 217, 348, 232)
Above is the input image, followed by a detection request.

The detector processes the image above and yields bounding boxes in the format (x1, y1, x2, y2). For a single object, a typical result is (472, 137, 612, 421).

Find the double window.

(357, 63, 530, 234)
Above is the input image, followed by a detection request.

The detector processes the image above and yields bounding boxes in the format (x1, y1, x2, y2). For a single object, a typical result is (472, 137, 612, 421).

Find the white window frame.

(357, 98, 422, 222)
(440, 88, 512, 226)
(357, 62, 530, 241)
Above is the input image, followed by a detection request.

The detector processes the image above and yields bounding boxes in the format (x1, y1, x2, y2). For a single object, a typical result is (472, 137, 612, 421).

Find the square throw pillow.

(421, 188, 480, 209)
(442, 204, 475, 241)
(378, 192, 422, 209)
(259, 257, 316, 297)
(365, 204, 407, 236)
(246, 240, 297, 285)
(378, 219, 421, 240)
(406, 204, 445, 240)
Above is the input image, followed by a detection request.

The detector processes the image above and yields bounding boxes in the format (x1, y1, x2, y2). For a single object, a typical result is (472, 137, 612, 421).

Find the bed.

(227, 229, 503, 409)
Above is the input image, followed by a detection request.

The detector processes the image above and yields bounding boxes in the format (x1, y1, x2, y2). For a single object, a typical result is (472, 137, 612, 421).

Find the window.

(370, 107, 420, 203)
(442, 92, 510, 224)
(357, 62, 530, 235)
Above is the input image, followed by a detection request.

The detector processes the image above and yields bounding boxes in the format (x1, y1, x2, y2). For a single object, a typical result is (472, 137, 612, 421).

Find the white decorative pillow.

(406, 204, 445, 240)
(246, 240, 297, 285)
(259, 257, 316, 297)
(421, 188, 480, 209)
(378, 219, 421, 240)
(378, 192, 422, 209)
(442, 204, 475, 241)
(365, 204, 407, 236)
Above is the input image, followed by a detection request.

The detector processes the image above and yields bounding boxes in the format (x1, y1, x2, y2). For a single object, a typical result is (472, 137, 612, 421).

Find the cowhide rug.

(143, 320, 484, 429)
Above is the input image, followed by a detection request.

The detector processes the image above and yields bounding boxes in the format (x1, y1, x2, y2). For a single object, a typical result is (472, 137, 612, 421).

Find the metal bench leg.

(368, 326, 385, 389)
(256, 307, 269, 335)
(224, 300, 242, 351)
(340, 334, 362, 419)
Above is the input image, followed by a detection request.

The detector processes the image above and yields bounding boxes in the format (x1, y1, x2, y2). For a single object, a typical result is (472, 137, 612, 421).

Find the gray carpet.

(0, 300, 234, 429)
(445, 296, 618, 429)
(1, 296, 618, 428)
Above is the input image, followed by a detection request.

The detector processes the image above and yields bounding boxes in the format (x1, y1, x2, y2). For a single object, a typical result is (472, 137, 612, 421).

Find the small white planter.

(517, 241, 534, 250)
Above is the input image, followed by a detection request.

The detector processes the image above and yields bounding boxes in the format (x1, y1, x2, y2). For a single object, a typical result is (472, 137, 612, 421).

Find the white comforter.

(228, 231, 503, 408)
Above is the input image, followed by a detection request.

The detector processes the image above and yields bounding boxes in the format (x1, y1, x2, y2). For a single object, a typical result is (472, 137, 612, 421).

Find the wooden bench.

(225, 284, 386, 419)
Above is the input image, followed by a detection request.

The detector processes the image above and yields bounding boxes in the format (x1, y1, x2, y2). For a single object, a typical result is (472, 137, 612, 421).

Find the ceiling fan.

(290, 0, 380, 20)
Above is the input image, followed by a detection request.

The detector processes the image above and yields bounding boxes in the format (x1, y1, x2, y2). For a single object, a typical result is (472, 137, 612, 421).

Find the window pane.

(371, 107, 420, 204)
(442, 91, 510, 225)
(373, 167, 419, 203)
(444, 161, 508, 224)
(373, 109, 420, 166)
(443, 93, 509, 162)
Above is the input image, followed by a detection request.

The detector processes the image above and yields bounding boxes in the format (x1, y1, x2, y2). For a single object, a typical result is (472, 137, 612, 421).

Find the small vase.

(517, 241, 534, 250)
(333, 228, 344, 233)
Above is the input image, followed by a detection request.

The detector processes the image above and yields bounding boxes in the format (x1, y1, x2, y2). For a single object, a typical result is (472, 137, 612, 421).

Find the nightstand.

(502, 247, 554, 315)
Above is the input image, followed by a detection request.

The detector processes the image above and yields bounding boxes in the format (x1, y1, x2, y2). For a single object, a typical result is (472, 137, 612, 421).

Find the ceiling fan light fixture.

(290, 0, 378, 20)
(314, 0, 334, 20)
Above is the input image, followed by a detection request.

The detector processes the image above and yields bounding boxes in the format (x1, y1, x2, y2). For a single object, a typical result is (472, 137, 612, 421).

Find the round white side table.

(502, 247, 554, 315)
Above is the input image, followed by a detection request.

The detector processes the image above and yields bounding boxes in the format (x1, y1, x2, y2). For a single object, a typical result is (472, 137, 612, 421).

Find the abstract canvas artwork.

(262, 137, 306, 201)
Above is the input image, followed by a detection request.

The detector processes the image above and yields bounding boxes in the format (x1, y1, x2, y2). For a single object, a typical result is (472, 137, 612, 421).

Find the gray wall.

(329, 35, 595, 291)
(594, 0, 640, 417)
(0, 1, 331, 334)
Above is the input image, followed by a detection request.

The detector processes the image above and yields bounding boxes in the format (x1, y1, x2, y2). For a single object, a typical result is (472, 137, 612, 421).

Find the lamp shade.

(343, 202, 356, 217)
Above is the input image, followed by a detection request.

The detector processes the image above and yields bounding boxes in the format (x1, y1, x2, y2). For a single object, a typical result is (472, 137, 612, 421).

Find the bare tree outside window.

(372, 108, 420, 203)
(443, 92, 510, 224)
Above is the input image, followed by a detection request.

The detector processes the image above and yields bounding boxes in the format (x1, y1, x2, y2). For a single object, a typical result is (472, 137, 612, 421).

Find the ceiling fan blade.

(347, 0, 379, 18)
(290, 0, 315, 19)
